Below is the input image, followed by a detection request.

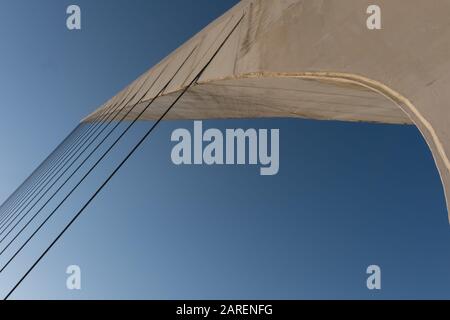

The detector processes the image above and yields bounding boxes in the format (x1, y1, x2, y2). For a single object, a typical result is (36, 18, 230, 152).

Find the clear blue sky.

(0, 0, 448, 299)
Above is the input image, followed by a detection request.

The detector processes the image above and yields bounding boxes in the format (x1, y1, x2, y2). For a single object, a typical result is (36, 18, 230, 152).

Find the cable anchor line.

(4, 13, 244, 300)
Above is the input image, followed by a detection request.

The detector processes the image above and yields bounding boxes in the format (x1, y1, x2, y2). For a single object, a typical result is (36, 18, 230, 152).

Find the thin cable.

(0, 62, 172, 252)
(0, 45, 195, 277)
(0, 124, 97, 225)
(0, 72, 155, 234)
(0, 91, 143, 236)
(0, 125, 82, 213)
(0, 115, 107, 222)
(0, 85, 136, 228)
(0, 97, 128, 223)
(0, 126, 91, 223)
(4, 14, 244, 299)
(0, 84, 136, 221)
(0, 125, 85, 219)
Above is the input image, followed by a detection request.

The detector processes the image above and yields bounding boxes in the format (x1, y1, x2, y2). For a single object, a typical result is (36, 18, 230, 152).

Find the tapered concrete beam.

(83, 0, 450, 220)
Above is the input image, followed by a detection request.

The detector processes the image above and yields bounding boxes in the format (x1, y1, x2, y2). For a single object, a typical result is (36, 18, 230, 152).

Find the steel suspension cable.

(4, 13, 244, 299)
(0, 115, 109, 222)
(0, 85, 137, 227)
(0, 65, 169, 248)
(0, 125, 85, 218)
(0, 84, 139, 221)
(0, 95, 133, 222)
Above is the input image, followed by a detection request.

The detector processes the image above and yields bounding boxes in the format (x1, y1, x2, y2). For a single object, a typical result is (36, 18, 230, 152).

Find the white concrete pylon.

(83, 0, 450, 221)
